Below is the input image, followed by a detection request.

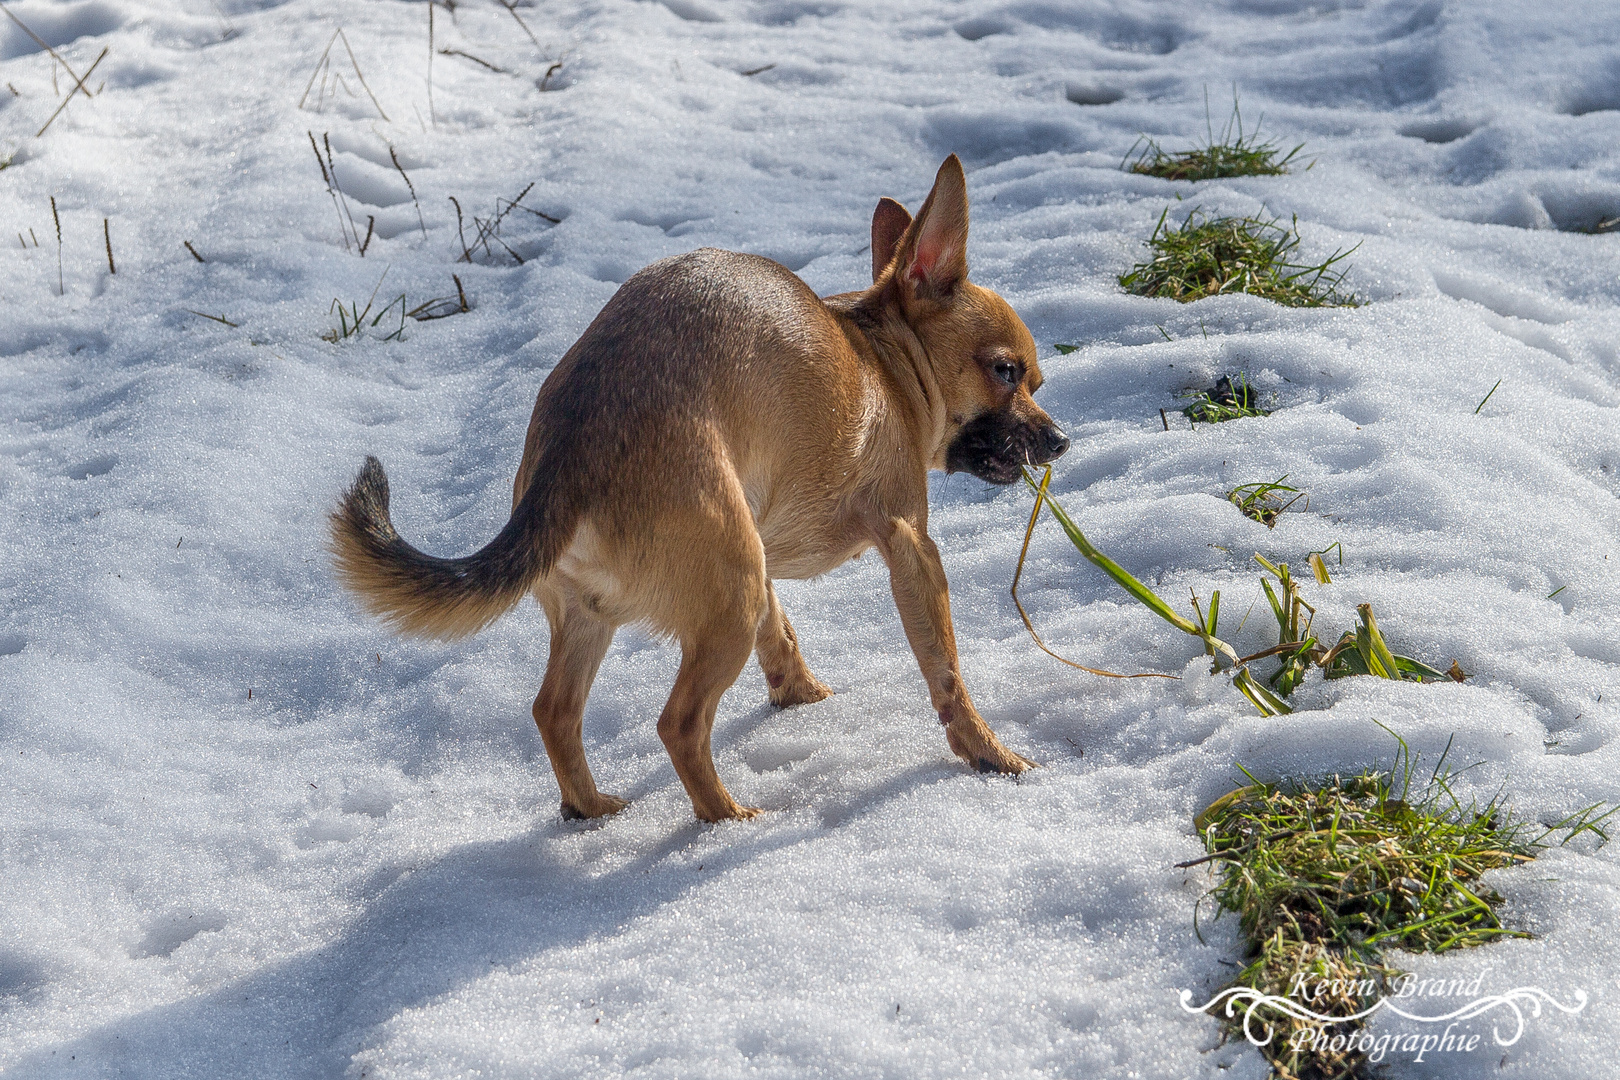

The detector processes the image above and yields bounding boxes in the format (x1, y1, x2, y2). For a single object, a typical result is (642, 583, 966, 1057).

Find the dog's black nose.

(1043, 425, 1071, 459)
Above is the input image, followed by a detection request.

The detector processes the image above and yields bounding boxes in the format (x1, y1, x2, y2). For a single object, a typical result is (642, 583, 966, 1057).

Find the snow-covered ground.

(3, 0, 1618, 1076)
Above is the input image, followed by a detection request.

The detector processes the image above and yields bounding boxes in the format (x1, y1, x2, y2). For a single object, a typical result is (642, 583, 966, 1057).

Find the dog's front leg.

(874, 516, 1037, 774)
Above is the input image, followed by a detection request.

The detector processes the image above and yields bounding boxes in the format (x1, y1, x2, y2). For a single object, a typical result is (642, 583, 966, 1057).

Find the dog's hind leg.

(533, 592, 627, 820)
(755, 581, 832, 708)
(659, 611, 761, 821)
(651, 500, 768, 821)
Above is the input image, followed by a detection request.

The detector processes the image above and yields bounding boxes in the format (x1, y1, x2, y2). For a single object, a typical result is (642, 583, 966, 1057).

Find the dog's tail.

(329, 456, 568, 639)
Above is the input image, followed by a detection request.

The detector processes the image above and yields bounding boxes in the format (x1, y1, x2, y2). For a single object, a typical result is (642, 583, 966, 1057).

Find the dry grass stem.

(336, 28, 388, 120)
(36, 46, 108, 137)
(389, 145, 429, 239)
(449, 183, 546, 264)
(299, 29, 388, 120)
(2, 6, 93, 101)
(324, 133, 361, 250)
(498, 0, 542, 49)
(449, 195, 470, 260)
(440, 48, 505, 73)
(309, 130, 349, 251)
(50, 195, 61, 295)
(405, 274, 472, 321)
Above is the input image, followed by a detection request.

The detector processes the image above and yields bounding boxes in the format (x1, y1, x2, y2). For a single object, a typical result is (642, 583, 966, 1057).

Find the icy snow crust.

(2, 0, 1618, 1076)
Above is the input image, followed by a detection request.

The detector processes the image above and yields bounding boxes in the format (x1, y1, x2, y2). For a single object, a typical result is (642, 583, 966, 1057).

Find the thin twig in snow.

(324, 132, 362, 252)
(299, 29, 387, 120)
(309, 130, 351, 251)
(1, 4, 93, 100)
(440, 48, 506, 73)
(496, 0, 541, 48)
(390, 145, 429, 239)
(448, 195, 471, 261)
(336, 29, 389, 120)
(36, 47, 108, 137)
(50, 195, 62, 294)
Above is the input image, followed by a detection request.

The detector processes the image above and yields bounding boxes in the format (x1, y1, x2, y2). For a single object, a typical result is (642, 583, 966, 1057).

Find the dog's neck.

(824, 282, 950, 468)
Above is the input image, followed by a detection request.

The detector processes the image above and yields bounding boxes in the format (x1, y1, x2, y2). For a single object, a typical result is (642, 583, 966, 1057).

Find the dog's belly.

(758, 527, 869, 580)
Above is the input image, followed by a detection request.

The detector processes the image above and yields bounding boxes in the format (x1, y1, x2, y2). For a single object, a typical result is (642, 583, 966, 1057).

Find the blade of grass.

(1010, 466, 1174, 679)
(1022, 467, 1240, 668)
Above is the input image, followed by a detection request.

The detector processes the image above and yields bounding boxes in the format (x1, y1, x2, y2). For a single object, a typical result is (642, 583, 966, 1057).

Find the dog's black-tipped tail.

(329, 456, 562, 640)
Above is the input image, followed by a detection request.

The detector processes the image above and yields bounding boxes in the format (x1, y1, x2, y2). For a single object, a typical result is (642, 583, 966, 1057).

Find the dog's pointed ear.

(871, 197, 912, 282)
(896, 154, 969, 302)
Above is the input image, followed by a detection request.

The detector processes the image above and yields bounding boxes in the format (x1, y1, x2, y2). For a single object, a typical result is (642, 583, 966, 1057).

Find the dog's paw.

(945, 721, 1039, 775)
(974, 748, 1039, 775)
(769, 674, 832, 708)
(560, 793, 630, 820)
(695, 801, 765, 823)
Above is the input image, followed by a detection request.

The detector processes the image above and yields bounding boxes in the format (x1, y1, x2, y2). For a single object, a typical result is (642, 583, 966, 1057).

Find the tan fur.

(330, 156, 1069, 822)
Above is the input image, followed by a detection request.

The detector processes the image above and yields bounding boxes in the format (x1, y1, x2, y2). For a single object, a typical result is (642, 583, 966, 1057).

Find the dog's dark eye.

(993, 361, 1020, 387)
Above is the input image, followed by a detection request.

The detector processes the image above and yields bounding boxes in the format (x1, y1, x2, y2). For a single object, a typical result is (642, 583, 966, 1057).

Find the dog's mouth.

(945, 411, 1070, 485)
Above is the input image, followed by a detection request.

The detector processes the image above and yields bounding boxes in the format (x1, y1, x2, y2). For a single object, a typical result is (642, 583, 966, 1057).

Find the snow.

(1, 0, 1617, 1076)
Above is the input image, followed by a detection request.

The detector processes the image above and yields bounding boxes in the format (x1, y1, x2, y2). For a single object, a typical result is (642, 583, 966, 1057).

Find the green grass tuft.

(1184, 373, 1270, 423)
(324, 293, 407, 343)
(1120, 210, 1360, 307)
(1193, 747, 1541, 1079)
(1228, 475, 1305, 528)
(1126, 96, 1303, 182)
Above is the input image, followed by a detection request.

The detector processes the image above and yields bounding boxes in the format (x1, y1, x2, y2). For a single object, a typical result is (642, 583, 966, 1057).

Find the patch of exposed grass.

(1184, 373, 1270, 423)
(1126, 96, 1304, 181)
(1187, 736, 1608, 1079)
(1228, 476, 1305, 527)
(1120, 210, 1360, 307)
(1245, 554, 1456, 706)
(324, 293, 406, 343)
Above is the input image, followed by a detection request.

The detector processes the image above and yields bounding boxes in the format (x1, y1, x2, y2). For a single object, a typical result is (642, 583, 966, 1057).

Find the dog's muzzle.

(946, 413, 1071, 485)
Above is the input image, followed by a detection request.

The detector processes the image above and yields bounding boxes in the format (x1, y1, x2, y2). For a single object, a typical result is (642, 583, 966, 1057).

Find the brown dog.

(331, 155, 1070, 822)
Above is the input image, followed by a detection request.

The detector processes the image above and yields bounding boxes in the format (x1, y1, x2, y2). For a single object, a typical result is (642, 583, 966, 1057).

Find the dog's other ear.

(897, 154, 969, 302)
(871, 197, 912, 282)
